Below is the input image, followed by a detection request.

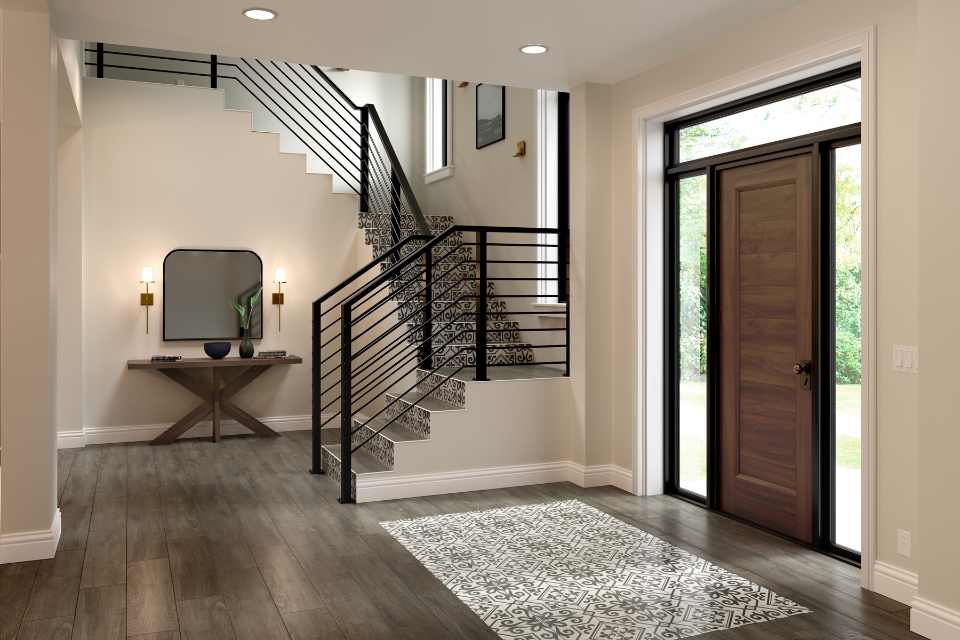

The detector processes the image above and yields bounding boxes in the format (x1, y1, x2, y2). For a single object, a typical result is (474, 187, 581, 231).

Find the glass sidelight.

(831, 143, 862, 553)
(677, 174, 708, 497)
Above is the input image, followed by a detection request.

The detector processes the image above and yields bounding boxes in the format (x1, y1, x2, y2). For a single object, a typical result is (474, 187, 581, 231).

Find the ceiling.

(51, 0, 799, 89)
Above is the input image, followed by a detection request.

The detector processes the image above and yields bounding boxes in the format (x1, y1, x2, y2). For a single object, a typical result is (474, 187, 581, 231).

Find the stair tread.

(322, 444, 391, 474)
(356, 415, 429, 443)
(385, 391, 461, 412)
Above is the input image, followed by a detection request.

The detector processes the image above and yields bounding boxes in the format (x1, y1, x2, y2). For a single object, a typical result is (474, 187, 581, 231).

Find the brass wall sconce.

(513, 140, 527, 157)
(272, 267, 286, 332)
(140, 266, 155, 334)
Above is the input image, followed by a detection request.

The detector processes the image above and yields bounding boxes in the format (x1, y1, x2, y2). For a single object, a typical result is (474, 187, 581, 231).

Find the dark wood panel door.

(718, 154, 814, 543)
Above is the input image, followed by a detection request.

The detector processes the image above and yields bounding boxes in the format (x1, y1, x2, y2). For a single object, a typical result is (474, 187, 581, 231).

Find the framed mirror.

(163, 249, 263, 341)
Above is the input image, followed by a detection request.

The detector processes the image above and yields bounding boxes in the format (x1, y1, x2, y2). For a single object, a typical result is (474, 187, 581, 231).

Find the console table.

(126, 356, 303, 444)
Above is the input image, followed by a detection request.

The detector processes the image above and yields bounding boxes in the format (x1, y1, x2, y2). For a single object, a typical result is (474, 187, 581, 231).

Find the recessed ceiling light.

(520, 44, 548, 55)
(243, 7, 276, 21)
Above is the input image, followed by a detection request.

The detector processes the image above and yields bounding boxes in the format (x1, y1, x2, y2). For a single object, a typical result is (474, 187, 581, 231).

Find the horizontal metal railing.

(85, 45, 431, 239)
(314, 225, 569, 503)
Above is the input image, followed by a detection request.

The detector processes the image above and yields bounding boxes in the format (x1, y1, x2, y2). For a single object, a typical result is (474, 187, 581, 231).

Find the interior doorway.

(663, 64, 862, 561)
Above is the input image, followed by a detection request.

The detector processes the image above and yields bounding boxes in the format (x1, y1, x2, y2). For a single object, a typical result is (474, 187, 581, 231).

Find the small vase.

(239, 329, 255, 359)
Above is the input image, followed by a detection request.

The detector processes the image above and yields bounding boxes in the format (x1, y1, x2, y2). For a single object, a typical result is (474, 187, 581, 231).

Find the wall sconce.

(140, 266, 155, 334)
(272, 267, 286, 332)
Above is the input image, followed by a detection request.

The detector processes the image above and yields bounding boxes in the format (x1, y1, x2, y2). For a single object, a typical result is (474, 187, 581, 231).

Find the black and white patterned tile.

(381, 500, 810, 640)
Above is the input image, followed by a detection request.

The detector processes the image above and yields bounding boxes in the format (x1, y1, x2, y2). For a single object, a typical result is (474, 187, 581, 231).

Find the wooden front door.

(718, 154, 814, 543)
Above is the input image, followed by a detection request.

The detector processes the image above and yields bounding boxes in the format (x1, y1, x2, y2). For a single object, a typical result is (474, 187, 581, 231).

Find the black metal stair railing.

(314, 225, 570, 504)
(85, 45, 431, 239)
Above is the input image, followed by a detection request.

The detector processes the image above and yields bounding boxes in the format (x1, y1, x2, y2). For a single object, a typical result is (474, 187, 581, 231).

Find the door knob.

(793, 360, 812, 390)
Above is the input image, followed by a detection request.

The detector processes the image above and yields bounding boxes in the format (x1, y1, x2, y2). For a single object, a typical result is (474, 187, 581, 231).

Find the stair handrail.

(311, 66, 432, 237)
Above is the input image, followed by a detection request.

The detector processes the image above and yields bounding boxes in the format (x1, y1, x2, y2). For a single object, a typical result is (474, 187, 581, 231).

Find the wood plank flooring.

(1, 431, 920, 639)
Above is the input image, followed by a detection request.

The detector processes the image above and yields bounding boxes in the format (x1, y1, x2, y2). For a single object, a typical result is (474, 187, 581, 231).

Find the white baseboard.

(912, 597, 960, 640)
(356, 460, 635, 503)
(0, 509, 61, 564)
(872, 561, 918, 606)
(57, 429, 86, 449)
(57, 415, 311, 448)
(357, 461, 573, 502)
(573, 463, 634, 492)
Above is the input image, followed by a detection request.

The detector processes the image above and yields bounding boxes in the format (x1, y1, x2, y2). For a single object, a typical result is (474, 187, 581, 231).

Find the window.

(425, 78, 449, 175)
(678, 78, 861, 163)
(537, 89, 558, 302)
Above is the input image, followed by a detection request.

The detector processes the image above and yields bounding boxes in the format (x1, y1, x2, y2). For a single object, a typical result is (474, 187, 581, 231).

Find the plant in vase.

(232, 287, 262, 358)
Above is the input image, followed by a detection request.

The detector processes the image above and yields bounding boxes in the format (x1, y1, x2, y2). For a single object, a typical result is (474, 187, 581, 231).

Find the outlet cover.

(897, 529, 912, 557)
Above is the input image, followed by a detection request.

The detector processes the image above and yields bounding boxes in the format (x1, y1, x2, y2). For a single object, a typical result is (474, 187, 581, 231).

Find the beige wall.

(569, 83, 615, 467)
(81, 77, 363, 433)
(601, 0, 919, 577)
(0, 6, 59, 536)
(916, 0, 960, 616)
(415, 80, 538, 226)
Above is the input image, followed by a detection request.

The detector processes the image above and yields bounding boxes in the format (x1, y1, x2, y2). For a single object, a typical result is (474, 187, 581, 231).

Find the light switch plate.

(897, 529, 912, 557)
(893, 345, 919, 373)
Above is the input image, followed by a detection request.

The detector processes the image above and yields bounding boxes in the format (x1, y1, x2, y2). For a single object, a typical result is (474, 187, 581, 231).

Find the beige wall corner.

(915, 0, 960, 632)
(0, 7, 59, 552)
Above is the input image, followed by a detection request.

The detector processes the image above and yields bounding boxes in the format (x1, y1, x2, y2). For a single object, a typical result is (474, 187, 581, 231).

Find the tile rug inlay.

(381, 499, 810, 639)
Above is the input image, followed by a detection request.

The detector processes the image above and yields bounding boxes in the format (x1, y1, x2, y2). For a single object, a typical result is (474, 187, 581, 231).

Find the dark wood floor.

(0, 431, 918, 640)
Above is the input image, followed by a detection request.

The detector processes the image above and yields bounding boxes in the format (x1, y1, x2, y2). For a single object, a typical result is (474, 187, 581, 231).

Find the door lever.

(793, 360, 812, 390)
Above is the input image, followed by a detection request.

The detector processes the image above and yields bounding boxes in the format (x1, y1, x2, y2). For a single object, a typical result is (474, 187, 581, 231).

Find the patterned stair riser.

(351, 420, 395, 469)
(358, 212, 455, 232)
(416, 370, 466, 408)
(383, 395, 433, 438)
(433, 343, 536, 367)
(319, 447, 357, 501)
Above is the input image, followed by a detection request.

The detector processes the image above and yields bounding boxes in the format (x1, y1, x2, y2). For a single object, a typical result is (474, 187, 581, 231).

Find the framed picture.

(476, 84, 505, 149)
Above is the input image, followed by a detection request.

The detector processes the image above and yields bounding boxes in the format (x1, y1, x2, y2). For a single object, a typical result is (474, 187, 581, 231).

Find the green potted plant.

(233, 287, 262, 358)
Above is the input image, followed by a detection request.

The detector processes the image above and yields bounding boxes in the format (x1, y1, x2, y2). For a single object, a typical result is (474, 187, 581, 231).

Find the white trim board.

(57, 414, 312, 448)
(873, 561, 918, 606)
(912, 598, 960, 640)
(632, 28, 878, 590)
(0, 509, 61, 564)
(356, 461, 633, 503)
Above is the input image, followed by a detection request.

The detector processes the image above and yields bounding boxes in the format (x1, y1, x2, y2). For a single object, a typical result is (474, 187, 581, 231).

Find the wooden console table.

(126, 356, 303, 444)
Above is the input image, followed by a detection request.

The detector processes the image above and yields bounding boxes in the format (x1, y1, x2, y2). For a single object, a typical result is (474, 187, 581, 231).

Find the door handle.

(793, 360, 812, 390)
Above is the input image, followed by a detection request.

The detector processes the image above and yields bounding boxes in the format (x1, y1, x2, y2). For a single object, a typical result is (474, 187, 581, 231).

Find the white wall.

(0, 6, 59, 541)
(415, 80, 538, 226)
(80, 77, 363, 435)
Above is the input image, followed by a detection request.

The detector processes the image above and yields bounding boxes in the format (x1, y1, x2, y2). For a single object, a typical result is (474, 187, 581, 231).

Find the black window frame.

(663, 63, 863, 564)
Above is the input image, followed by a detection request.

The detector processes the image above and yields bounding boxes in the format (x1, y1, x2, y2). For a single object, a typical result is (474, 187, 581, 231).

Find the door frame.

(663, 123, 861, 558)
(632, 29, 877, 588)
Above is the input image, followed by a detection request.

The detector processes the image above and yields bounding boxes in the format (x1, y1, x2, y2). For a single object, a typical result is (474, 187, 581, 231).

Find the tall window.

(425, 78, 448, 174)
(537, 89, 559, 302)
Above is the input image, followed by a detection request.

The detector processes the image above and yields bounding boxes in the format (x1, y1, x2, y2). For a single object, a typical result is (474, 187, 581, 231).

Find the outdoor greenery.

(676, 143, 862, 386)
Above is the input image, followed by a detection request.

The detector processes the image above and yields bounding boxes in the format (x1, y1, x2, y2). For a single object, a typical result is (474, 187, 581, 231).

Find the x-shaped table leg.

(151, 365, 279, 444)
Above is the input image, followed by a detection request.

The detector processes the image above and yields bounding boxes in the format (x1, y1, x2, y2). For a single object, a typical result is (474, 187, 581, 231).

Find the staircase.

(88, 44, 570, 503)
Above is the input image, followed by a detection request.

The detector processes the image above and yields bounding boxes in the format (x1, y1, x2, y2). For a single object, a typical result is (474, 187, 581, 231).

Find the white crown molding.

(0, 509, 61, 564)
(912, 597, 960, 640)
(356, 461, 633, 503)
(57, 414, 313, 448)
(872, 561, 918, 606)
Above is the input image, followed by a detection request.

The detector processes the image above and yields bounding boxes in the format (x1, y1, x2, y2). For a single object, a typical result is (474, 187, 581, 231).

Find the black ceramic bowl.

(203, 341, 231, 359)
